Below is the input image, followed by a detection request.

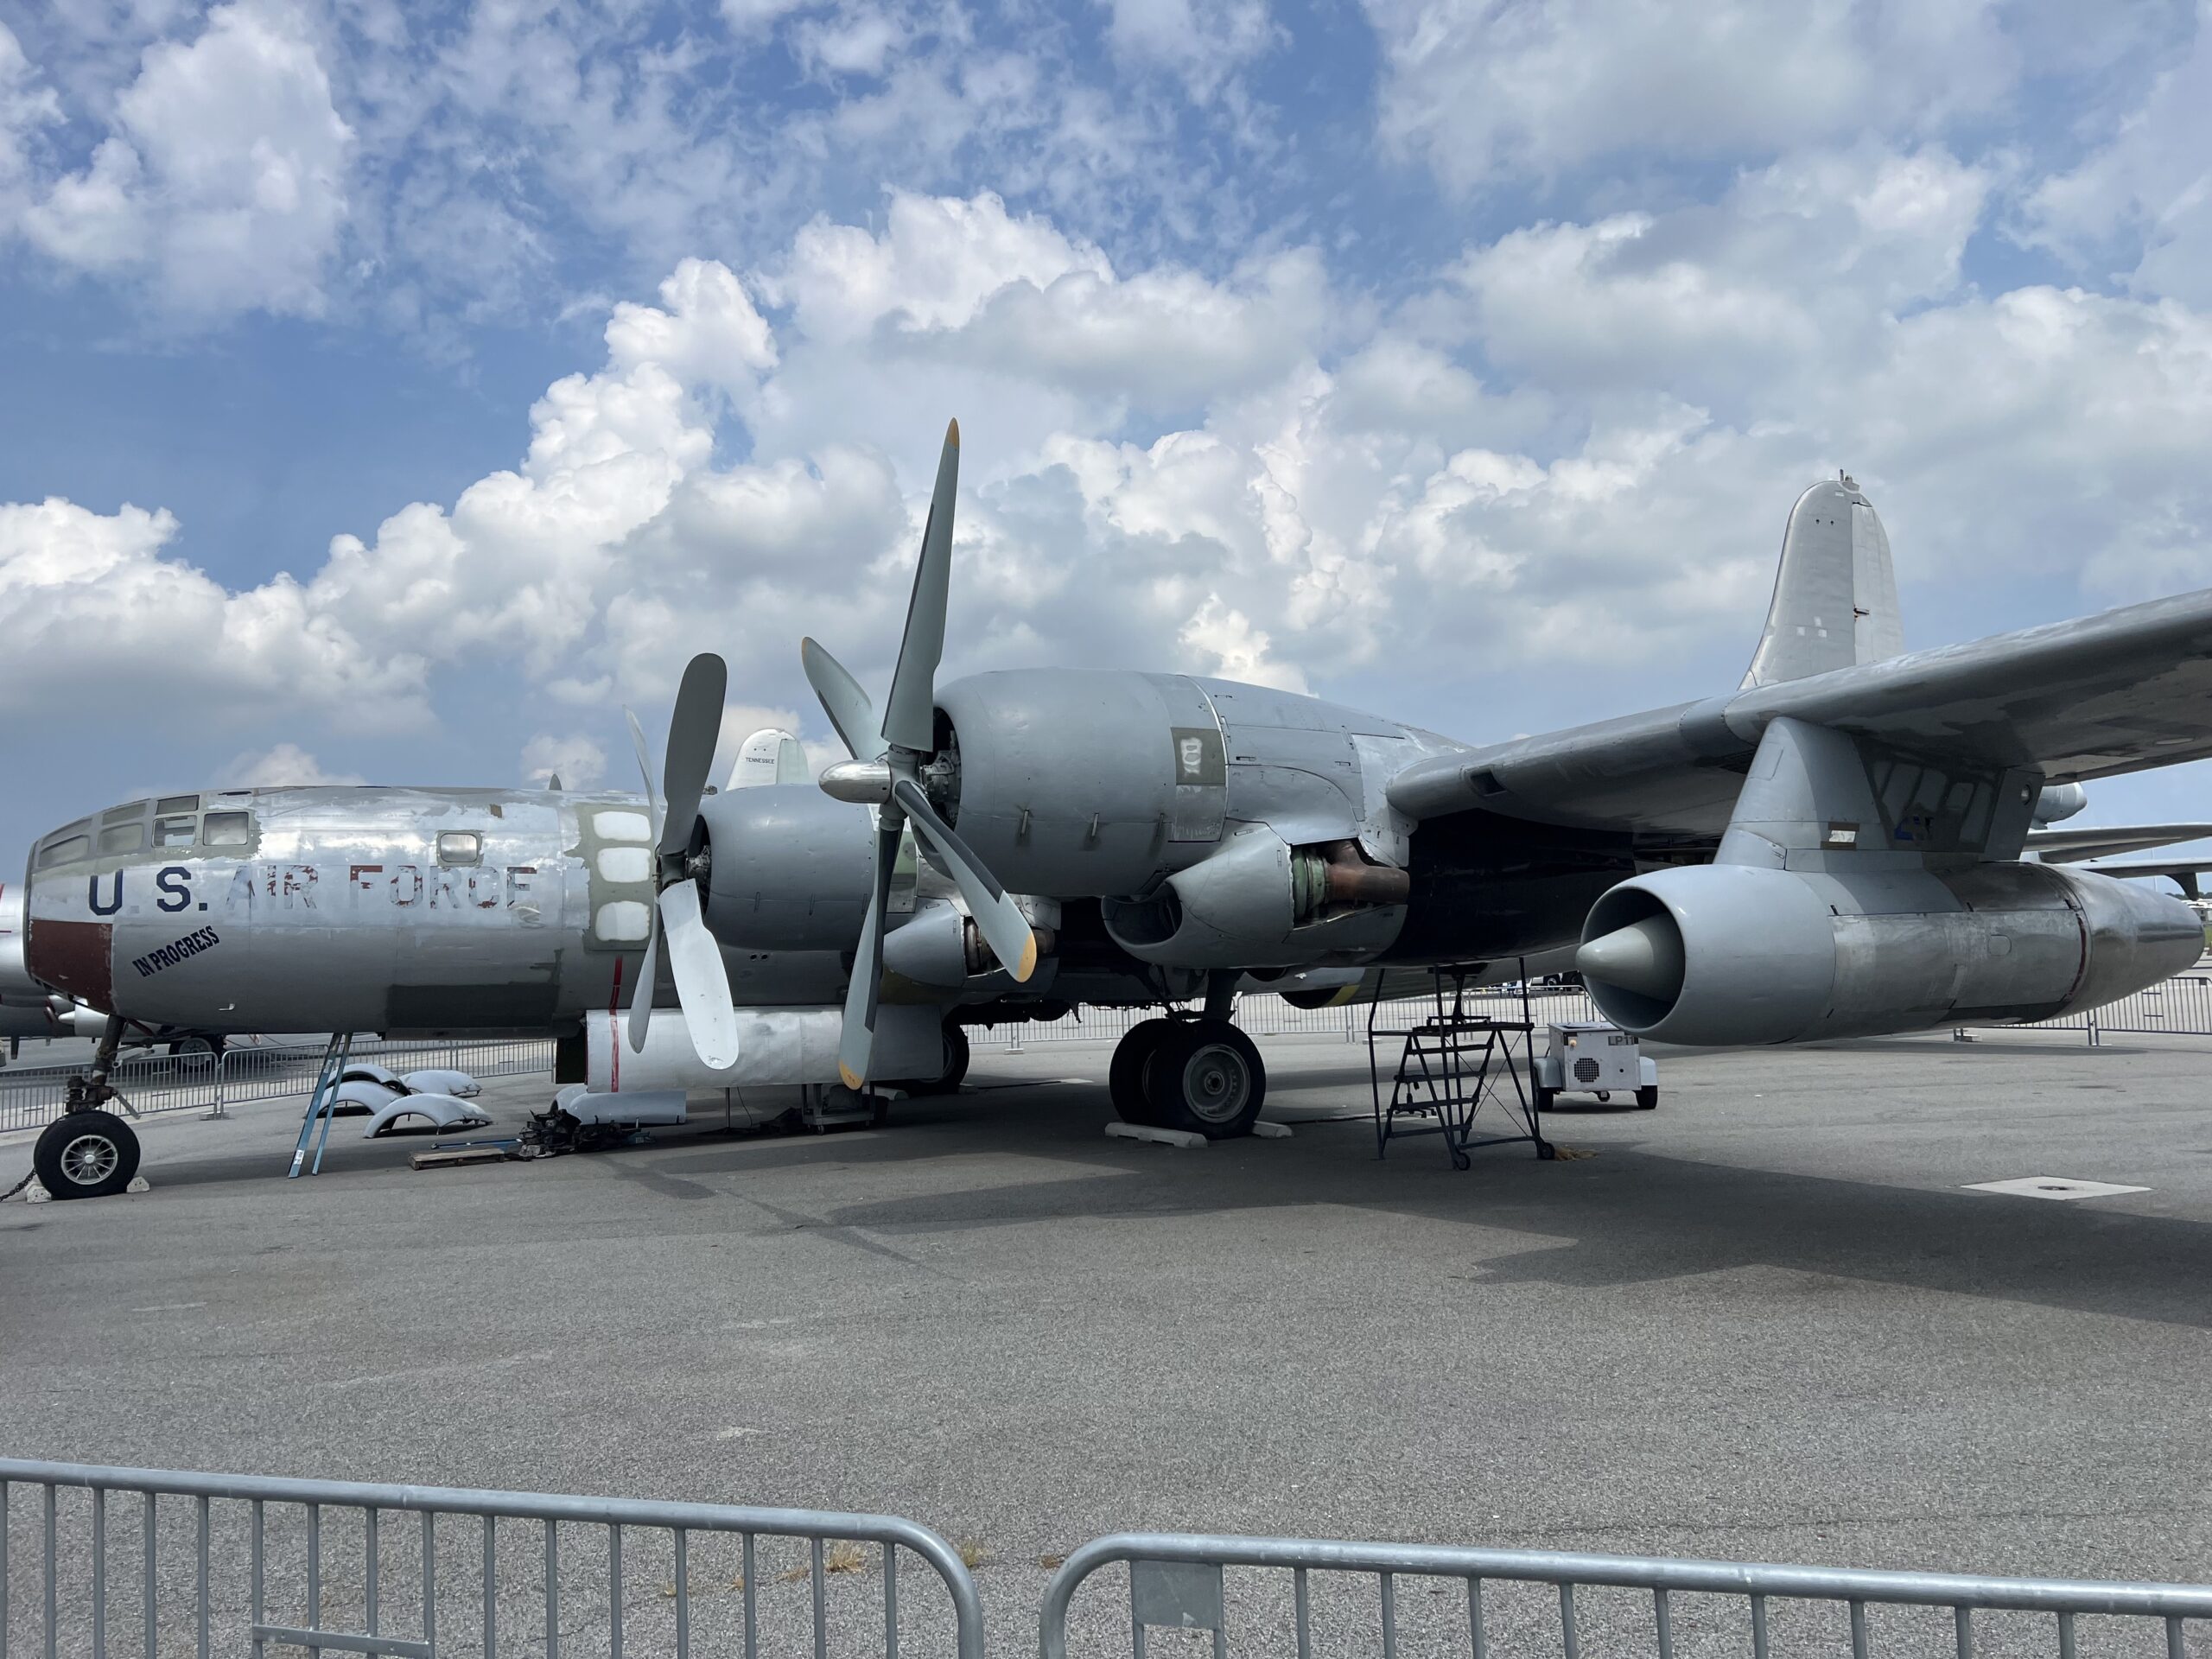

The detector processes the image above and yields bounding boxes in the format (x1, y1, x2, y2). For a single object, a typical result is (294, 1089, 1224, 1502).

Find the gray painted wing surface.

(1392, 586, 2212, 835)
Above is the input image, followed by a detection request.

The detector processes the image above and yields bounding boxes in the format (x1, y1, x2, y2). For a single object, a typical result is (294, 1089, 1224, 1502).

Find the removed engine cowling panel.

(1578, 860, 2202, 1046)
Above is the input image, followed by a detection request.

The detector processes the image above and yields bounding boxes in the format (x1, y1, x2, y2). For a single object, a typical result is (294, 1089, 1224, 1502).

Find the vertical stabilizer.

(1740, 474, 1904, 689)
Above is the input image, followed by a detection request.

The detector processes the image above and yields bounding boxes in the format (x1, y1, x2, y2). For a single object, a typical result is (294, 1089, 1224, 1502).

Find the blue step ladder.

(284, 1034, 355, 1179)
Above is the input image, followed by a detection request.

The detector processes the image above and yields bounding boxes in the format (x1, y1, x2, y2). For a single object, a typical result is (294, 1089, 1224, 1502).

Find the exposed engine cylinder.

(1577, 861, 2203, 1046)
(1101, 826, 1408, 969)
(697, 785, 877, 950)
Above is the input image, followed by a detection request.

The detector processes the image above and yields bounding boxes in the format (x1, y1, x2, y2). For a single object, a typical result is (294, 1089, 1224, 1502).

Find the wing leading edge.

(1391, 585, 2212, 837)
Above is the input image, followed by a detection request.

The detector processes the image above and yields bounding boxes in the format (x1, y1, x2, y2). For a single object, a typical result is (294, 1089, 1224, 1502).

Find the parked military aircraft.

(20, 443, 2212, 1191)
(690, 426, 2209, 1133)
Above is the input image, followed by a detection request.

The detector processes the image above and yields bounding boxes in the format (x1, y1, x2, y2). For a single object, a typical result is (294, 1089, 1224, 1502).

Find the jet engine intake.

(1577, 861, 2203, 1046)
(1101, 826, 1408, 969)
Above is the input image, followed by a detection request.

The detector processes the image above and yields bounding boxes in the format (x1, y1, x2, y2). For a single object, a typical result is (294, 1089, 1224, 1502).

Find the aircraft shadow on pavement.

(657, 1087, 2212, 1333)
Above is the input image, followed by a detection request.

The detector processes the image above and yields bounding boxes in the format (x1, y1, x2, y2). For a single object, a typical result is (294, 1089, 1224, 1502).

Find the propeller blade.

(774, 734, 809, 785)
(801, 637, 880, 760)
(659, 653, 727, 856)
(623, 706, 664, 845)
(658, 880, 741, 1070)
(892, 777, 1038, 982)
(836, 816, 904, 1089)
(626, 918, 659, 1053)
(881, 420, 958, 753)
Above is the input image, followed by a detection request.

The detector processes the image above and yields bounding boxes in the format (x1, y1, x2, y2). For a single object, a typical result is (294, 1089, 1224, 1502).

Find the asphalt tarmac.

(4, 1027, 2211, 1655)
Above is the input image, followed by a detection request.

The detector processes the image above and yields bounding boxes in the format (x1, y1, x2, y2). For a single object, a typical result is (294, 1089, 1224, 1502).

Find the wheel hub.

(1179, 1042, 1250, 1123)
(59, 1133, 118, 1186)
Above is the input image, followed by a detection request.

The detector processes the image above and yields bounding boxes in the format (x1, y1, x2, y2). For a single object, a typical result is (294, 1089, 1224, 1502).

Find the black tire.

(34, 1109, 140, 1199)
(1636, 1085, 1659, 1110)
(1109, 1019, 1176, 1126)
(167, 1033, 223, 1059)
(1148, 1019, 1266, 1140)
(899, 1024, 971, 1096)
(1532, 1085, 1557, 1113)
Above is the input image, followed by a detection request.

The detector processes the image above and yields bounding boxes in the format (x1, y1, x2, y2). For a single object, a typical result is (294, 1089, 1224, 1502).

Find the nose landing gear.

(1108, 1014, 1267, 1139)
(32, 1019, 143, 1200)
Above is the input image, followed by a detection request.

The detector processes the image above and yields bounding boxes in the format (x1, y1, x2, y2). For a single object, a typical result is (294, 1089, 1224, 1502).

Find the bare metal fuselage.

(21, 786, 845, 1036)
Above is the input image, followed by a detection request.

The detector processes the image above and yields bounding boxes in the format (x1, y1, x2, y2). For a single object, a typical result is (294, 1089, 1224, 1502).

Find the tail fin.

(1740, 474, 1904, 689)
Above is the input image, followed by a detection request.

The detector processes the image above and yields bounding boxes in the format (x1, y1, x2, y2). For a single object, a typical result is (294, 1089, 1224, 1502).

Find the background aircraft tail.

(1740, 474, 1904, 688)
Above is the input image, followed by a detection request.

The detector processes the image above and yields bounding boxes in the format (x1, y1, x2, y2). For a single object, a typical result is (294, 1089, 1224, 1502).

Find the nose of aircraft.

(18, 814, 118, 1010)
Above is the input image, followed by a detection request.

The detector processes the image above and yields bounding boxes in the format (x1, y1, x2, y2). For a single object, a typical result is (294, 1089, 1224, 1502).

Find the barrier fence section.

(1039, 1532, 2212, 1659)
(0, 1038, 557, 1134)
(0, 1458, 984, 1659)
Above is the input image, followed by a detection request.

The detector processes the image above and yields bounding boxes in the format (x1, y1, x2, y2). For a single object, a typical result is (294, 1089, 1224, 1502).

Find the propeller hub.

(821, 759, 897, 805)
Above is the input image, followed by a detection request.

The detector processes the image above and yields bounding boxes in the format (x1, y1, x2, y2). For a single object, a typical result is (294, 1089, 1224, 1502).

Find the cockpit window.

(156, 794, 200, 816)
(437, 830, 482, 867)
(154, 816, 197, 848)
(103, 800, 149, 825)
(99, 822, 147, 855)
(35, 835, 90, 869)
(201, 810, 252, 848)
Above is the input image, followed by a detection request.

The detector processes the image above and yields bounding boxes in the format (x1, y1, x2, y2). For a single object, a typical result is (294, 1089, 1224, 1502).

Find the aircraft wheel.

(898, 1024, 970, 1096)
(1637, 1085, 1659, 1110)
(1148, 1019, 1266, 1140)
(1109, 1019, 1176, 1126)
(167, 1034, 224, 1059)
(34, 1109, 140, 1199)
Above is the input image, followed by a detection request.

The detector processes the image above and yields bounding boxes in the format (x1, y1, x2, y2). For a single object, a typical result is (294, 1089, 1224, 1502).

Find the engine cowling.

(1100, 826, 1408, 969)
(931, 669, 1230, 898)
(1578, 861, 2202, 1046)
(697, 785, 876, 950)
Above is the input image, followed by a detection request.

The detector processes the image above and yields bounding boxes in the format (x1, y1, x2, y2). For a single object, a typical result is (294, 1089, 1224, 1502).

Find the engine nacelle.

(932, 669, 1227, 897)
(1578, 861, 2203, 1046)
(697, 784, 876, 950)
(1100, 826, 1408, 969)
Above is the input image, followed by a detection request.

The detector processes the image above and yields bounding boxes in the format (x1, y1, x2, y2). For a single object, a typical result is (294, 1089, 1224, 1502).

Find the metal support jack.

(285, 1033, 354, 1179)
(1368, 963, 1552, 1169)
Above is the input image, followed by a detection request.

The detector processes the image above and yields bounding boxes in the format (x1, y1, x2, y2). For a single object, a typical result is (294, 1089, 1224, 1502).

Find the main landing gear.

(1109, 1015, 1267, 1140)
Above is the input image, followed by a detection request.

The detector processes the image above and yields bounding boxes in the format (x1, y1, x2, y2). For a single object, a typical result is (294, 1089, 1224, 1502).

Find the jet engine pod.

(1101, 825, 1408, 969)
(1578, 865, 1837, 1046)
(696, 784, 878, 951)
(1580, 861, 2205, 1046)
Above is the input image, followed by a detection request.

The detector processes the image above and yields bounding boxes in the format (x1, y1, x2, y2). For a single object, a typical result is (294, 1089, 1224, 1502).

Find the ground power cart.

(1534, 1020, 1658, 1111)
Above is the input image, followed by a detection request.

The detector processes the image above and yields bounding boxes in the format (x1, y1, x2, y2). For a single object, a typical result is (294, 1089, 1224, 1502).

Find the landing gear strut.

(1108, 1014, 1267, 1140)
(35, 1019, 143, 1199)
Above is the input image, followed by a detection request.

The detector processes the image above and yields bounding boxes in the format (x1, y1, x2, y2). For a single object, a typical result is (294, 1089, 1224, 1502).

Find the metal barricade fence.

(0, 1052, 216, 1134)
(0, 1040, 556, 1132)
(0, 1459, 983, 1659)
(1039, 1532, 2212, 1659)
(212, 1038, 558, 1111)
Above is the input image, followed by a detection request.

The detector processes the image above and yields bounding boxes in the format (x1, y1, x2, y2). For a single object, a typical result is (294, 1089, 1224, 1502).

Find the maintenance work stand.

(1368, 965, 1554, 1169)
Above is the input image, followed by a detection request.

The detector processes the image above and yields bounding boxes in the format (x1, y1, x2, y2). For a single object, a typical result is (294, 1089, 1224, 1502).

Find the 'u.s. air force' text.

(83, 863, 546, 917)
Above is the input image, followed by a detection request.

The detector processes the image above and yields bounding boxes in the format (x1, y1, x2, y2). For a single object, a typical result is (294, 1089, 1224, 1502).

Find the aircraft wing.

(2026, 823, 2212, 862)
(1390, 586, 2212, 837)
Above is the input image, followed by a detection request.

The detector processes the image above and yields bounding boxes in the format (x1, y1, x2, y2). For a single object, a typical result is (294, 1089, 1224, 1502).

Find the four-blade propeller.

(622, 652, 743, 1070)
(802, 420, 1038, 1088)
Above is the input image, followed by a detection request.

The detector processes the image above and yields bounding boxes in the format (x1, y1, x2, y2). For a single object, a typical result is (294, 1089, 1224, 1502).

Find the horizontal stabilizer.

(2027, 823, 2212, 863)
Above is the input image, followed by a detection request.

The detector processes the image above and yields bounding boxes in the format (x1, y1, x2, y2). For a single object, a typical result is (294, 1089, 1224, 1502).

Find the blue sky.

(7, 0, 2212, 856)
